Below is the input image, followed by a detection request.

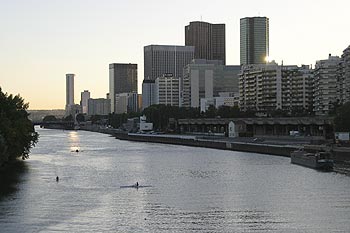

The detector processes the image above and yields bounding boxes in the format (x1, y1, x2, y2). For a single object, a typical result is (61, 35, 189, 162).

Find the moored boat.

(291, 150, 333, 171)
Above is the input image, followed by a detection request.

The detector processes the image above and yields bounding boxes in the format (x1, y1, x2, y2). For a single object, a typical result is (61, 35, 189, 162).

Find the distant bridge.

(38, 121, 75, 130)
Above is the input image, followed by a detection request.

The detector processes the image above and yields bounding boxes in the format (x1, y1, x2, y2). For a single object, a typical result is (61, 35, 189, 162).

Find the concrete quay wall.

(115, 133, 297, 157)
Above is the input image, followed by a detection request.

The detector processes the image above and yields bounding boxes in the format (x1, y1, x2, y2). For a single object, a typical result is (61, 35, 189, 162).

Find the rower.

(56, 176, 59, 182)
(136, 182, 139, 187)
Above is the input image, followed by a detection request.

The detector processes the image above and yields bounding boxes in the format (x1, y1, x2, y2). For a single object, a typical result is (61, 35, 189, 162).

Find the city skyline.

(1, 0, 350, 109)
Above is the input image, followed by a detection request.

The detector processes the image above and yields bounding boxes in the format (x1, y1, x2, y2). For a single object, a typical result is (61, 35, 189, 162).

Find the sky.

(1, 0, 350, 110)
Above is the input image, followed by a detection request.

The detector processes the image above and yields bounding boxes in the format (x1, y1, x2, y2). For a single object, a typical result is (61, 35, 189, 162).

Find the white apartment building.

(339, 46, 350, 104)
(313, 54, 341, 116)
(155, 74, 180, 106)
(282, 65, 313, 113)
(239, 62, 313, 114)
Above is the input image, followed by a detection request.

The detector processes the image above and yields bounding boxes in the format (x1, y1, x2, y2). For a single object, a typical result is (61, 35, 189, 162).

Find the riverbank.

(80, 125, 298, 157)
(79, 125, 350, 174)
(116, 133, 298, 157)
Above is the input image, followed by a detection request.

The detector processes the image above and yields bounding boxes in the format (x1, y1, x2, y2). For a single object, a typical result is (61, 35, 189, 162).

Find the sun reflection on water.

(68, 131, 80, 152)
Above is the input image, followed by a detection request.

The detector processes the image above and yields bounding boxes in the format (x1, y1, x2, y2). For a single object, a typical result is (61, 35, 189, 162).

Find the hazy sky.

(1, 0, 349, 109)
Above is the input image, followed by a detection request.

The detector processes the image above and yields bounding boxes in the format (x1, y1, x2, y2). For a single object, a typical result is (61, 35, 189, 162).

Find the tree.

(203, 105, 217, 118)
(143, 105, 200, 131)
(217, 106, 241, 118)
(0, 87, 38, 166)
(76, 113, 85, 123)
(63, 115, 73, 122)
(42, 115, 57, 122)
(334, 102, 350, 132)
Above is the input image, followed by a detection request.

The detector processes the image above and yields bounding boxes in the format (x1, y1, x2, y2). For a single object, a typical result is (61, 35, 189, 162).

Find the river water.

(0, 127, 350, 232)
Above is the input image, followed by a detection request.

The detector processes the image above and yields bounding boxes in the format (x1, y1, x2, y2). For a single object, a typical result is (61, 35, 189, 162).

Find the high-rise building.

(144, 45, 194, 80)
(240, 17, 269, 65)
(87, 98, 111, 116)
(185, 21, 226, 64)
(142, 80, 157, 110)
(155, 73, 180, 106)
(80, 90, 90, 114)
(313, 54, 341, 116)
(114, 92, 138, 114)
(182, 59, 240, 108)
(109, 63, 137, 113)
(65, 74, 75, 115)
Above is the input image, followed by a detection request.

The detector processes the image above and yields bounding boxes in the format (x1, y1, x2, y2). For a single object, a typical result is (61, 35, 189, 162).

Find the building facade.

(240, 17, 269, 65)
(182, 60, 240, 108)
(339, 46, 350, 104)
(313, 55, 341, 115)
(142, 79, 157, 110)
(80, 90, 90, 114)
(87, 98, 111, 116)
(144, 45, 194, 80)
(115, 92, 138, 114)
(185, 21, 226, 64)
(155, 73, 180, 106)
(200, 93, 240, 112)
(65, 73, 75, 115)
(282, 65, 313, 113)
(239, 62, 313, 114)
(109, 63, 137, 113)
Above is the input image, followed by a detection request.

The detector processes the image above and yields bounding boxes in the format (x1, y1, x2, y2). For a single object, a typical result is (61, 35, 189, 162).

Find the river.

(0, 127, 350, 232)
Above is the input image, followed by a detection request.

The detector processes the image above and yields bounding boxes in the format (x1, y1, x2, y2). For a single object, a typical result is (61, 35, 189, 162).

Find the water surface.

(0, 127, 350, 232)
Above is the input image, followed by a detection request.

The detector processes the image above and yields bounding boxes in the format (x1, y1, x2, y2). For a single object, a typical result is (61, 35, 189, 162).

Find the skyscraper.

(143, 45, 194, 109)
(240, 17, 269, 65)
(144, 45, 194, 80)
(109, 63, 137, 113)
(185, 21, 226, 64)
(65, 73, 75, 114)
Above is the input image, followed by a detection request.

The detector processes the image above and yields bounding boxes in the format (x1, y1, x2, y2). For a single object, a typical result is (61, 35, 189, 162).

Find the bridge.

(39, 121, 76, 130)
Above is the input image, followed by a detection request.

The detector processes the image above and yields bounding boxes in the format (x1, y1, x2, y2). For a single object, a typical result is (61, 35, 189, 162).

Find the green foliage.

(0, 87, 38, 165)
(63, 115, 73, 122)
(203, 105, 217, 118)
(143, 105, 200, 131)
(108, 112, 141, 129)
(334, 102, 350, 132)
(76, 113, 85, 123)
(216, 106, 240, 118)
(42, 115, 57, 122)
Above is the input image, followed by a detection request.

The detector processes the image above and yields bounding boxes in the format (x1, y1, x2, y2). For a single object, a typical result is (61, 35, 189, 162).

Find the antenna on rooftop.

(200, 15, 202, 21)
